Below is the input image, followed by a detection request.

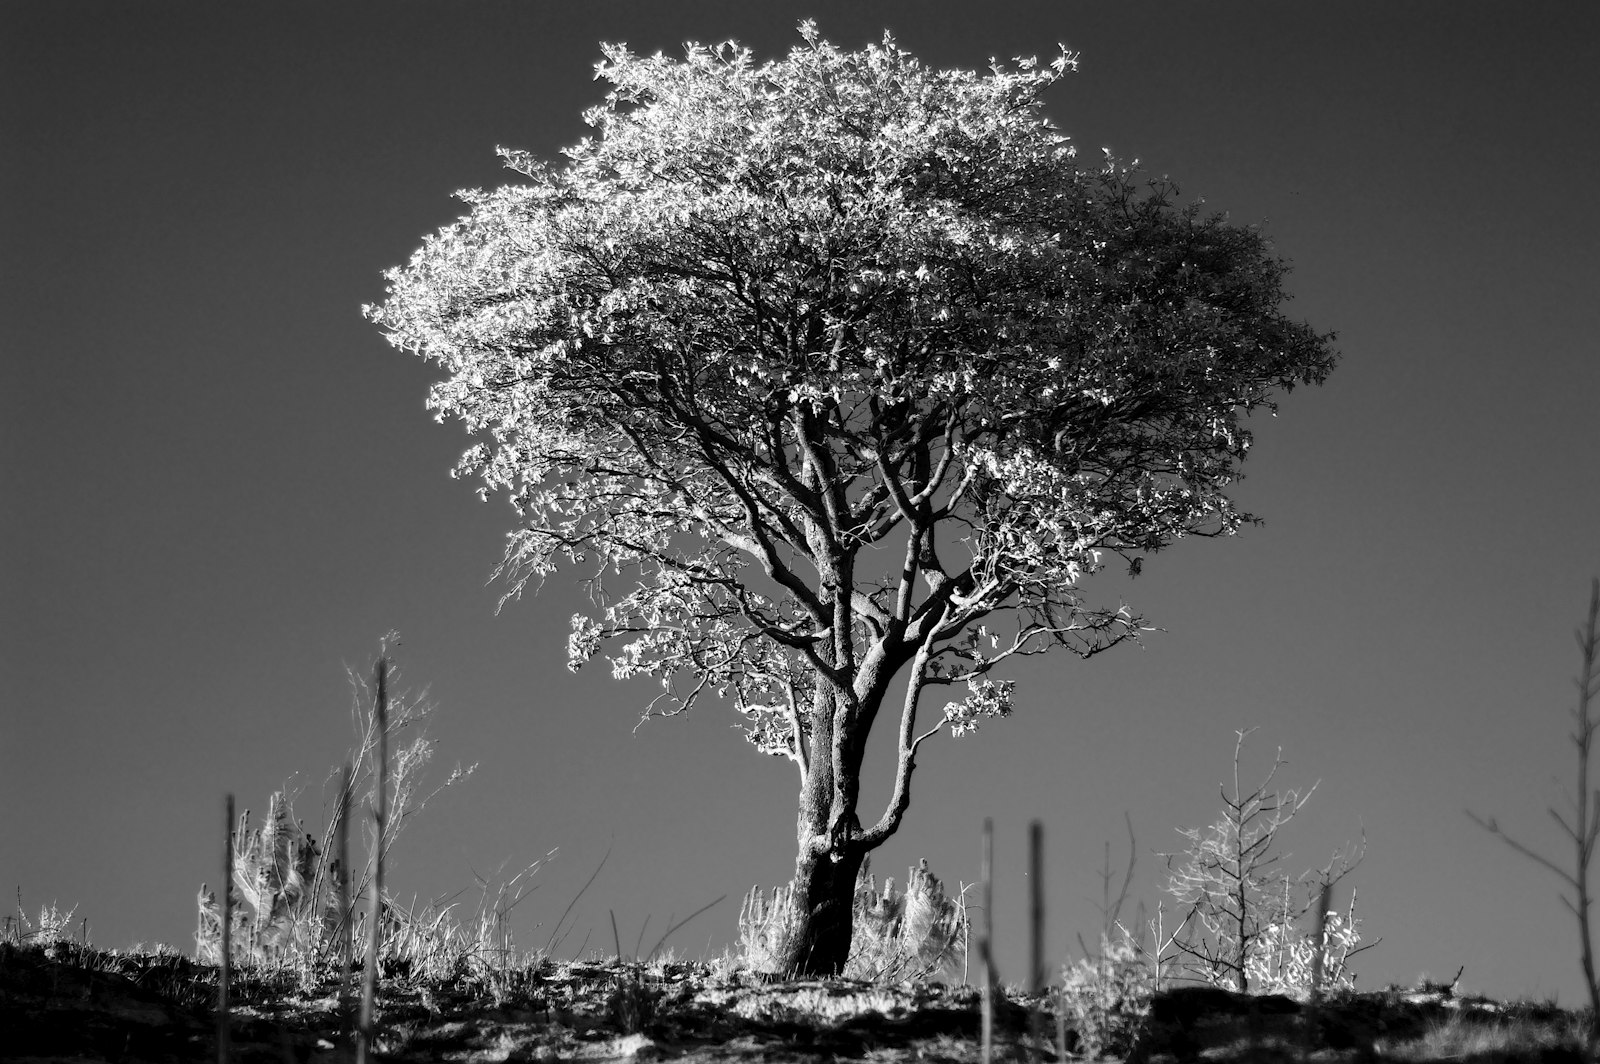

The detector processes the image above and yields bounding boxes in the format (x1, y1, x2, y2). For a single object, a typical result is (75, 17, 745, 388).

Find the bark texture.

(777, 844, 866, 977)
(775, 679, 873, 977)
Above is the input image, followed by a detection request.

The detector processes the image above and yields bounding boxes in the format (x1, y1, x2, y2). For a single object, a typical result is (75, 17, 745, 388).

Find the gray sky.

(5, 1, 1599, 1002)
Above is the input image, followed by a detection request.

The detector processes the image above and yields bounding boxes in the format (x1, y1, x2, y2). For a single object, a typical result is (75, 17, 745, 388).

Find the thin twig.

(633, 915, 650, 963)
(546, 845, 610, 956)
(645, 895, 727, 964)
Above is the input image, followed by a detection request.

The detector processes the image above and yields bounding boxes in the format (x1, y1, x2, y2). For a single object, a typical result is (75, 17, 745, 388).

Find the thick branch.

(860, 611, 950, 851)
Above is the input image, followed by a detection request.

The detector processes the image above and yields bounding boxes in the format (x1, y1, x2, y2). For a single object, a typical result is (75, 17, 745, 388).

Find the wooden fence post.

(1030, 820, 1045, 1063)
(1305, 879, 1334, 1055)
(356, 658, 387, 1064)
(981, 817, 994, 1064)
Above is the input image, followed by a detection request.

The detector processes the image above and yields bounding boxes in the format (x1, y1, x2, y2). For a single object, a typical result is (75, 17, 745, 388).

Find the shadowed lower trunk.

(776, 842, 865, 977)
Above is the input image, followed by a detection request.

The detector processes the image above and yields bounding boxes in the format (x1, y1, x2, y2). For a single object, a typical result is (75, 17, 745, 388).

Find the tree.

(365, 24, 1337, 976)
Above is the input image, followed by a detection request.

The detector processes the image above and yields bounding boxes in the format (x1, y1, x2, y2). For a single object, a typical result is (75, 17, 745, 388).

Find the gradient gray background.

(5, 1, 1599, 1002)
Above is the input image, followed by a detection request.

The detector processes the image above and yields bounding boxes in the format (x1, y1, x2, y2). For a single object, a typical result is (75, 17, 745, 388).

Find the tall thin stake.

(1029, 820, 1044, 989)
(1305, 880, 1333, 1056)
(1310, 879, 1332, 1002)
(981, 817, 994, 1064)
(219, 793, 233, 1064)
(1574, 579, 1600, 1041)
(337, 761, 352, 1044)
(356, 658, 387, 1064)
(1029, 820, 1044, 1064)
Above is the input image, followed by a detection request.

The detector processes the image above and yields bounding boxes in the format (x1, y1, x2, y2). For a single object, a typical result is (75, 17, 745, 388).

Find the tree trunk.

(777, 842, 865, 977)
(773, 674, 873, 978)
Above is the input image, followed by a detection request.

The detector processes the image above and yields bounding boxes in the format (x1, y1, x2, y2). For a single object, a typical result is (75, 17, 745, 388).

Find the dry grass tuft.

(1381, 1002, 1591, 1063)
(191, 648, 549, 994)
(4, 897, 82, 947)
(738, 856, 968, 982)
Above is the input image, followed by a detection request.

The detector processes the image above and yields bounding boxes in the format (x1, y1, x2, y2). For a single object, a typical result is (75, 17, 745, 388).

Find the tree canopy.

(367, 23, 1336, 972)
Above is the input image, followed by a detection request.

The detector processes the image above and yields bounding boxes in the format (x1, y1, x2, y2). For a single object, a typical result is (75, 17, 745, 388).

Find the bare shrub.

(1161, 728, 1366, 994)
(1060, 932, 1157, 1059)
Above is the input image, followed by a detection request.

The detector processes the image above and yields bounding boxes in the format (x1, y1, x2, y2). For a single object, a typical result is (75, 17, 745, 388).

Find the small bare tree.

(1162, 729, 1362, 992)
(1469, 577, 1600, 1042)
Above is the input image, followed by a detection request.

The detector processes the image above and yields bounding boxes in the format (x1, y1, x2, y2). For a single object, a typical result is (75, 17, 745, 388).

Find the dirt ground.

(3, 942, 1028, 1063)
(2, 942, 1586, 1063)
